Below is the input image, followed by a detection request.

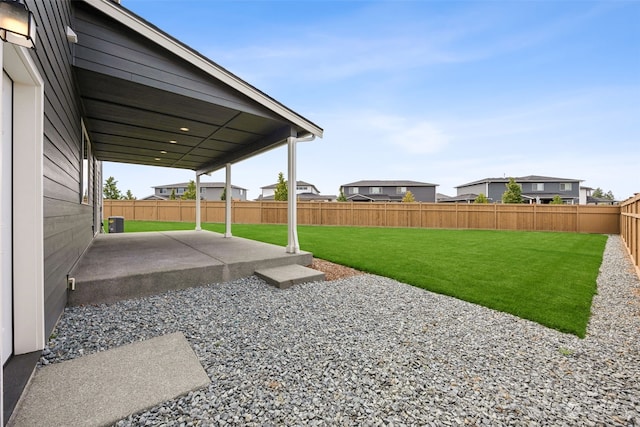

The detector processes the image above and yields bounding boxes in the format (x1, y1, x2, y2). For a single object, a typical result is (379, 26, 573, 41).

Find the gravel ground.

(43, 235, 640, 426)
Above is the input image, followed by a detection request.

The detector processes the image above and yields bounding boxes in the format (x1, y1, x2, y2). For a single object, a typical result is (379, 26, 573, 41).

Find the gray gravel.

(43, 235, 640, 426)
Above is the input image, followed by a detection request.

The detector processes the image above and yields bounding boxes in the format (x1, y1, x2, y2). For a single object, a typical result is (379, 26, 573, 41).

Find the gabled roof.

(346, 193, 403, 202)
(342, 180, 438, 187)
(438, 193, 484, 203)
(456, 175, 581, 188)
(153, 182, 246, 190)
(74, 0, 322, 175)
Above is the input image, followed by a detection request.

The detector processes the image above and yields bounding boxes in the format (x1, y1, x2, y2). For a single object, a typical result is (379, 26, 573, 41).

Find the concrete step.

(255, 264, 325, 289)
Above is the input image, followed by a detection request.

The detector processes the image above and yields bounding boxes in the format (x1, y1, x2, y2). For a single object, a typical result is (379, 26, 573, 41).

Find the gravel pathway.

(43, 235, 640, 426)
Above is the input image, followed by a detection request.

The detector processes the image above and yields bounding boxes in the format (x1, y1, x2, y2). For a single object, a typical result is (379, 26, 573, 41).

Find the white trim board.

(3, 44, 45, 356)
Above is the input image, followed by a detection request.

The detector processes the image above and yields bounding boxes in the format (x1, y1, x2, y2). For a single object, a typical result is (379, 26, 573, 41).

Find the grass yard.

(122, 221, 607, 337)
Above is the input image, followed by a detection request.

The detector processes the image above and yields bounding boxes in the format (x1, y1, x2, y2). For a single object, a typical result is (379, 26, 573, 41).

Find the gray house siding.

(487, 184, 506, 203)
(342, 184, 436, 202)
(458, 178, 581, 203)
(407, 186, 436, 202)
(29, 0, 98, 334)
(460, 183, 488, 199)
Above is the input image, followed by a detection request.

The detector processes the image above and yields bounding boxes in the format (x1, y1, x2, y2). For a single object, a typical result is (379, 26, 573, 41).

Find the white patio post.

(286, 136, 299, 253)
(195, 173, 201, 230)
(225, 163, 232, 238)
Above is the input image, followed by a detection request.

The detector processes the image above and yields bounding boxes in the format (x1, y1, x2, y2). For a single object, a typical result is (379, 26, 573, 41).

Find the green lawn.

(121, 220, 607, 337)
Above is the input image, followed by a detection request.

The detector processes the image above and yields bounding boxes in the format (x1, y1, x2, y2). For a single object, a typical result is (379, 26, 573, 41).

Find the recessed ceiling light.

(169, 140, 177, 144)
(160, 150, 167, 154)
(154, 158, 161, 161)
(180, 127, 189, 132)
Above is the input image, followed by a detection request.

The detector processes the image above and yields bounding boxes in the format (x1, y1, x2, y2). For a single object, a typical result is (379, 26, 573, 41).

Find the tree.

(103, 176, 123, 200)
(550, 195, 563, 204)
(124, 190, 136, 200)
(337, 188, 347, 202)
(274, 172, 288, 201)
(169, 189, 176, 200)
(502, 178, 523, 204)
(402, 190, 416, 203)
(220, 187, 227, 201)
(592, 187, 615, 201)
(181, 180, 197, 200)
(592, 187, 605, 198)
(474, 193, 489, 204)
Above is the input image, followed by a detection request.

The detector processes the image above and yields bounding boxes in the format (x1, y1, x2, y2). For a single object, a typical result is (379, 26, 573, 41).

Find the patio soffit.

(72, 0, 322, 174)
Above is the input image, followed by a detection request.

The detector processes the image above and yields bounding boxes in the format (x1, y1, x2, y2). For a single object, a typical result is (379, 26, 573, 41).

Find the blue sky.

(105, 0, 640, 201)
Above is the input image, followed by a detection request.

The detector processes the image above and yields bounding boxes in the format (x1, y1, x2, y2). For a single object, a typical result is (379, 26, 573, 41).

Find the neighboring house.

(145, 182, 248, 201)
(1, 0, 321, 423)
(454, 175, 582, 204)
(259, 180, 335, 201)
(340, 180, 438, 202)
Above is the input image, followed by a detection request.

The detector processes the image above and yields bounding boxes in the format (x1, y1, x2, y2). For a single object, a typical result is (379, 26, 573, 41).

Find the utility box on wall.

(108, 216, 124, 233)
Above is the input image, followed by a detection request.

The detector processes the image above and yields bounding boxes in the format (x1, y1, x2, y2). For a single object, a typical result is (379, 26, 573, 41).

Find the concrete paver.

(8, 333, 210, 427)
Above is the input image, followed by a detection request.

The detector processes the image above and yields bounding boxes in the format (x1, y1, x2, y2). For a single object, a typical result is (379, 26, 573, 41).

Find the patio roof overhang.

(73, 0, 322, 175)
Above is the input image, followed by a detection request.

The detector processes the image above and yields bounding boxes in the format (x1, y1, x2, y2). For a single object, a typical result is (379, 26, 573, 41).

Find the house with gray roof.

(453, 175, 582, 204)
(259, 181, 335, 201)
(340, 180, 438, 202)
(145, 182, 248, 201)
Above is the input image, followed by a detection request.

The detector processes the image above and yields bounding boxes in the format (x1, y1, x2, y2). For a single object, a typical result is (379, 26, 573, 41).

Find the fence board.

(621, 194, 640, 276)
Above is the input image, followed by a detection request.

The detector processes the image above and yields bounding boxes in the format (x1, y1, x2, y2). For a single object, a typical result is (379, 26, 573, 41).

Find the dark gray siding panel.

(72, 2, 282, 121)
(488, 183, 506, 202)
(407, 186, 436, 203)
(26, 0, 95, 334)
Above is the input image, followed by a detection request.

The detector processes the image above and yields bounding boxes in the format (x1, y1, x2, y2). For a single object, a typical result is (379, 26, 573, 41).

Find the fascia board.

(83, 0, 323, 138)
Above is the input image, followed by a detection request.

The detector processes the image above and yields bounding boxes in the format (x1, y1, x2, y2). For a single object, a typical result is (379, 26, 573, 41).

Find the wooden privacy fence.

(621, 194, 640, 275)
(104, 200, 620, 234)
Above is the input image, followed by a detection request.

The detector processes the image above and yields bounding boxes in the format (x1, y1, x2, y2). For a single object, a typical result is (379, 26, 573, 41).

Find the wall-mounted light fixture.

(0, 0, 36, 49)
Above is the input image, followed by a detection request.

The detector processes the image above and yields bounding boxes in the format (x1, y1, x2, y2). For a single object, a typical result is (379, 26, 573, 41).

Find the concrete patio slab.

(256, 264, 325, 289)
(68, 230, 313, 305)
(8, 333, 210, 427)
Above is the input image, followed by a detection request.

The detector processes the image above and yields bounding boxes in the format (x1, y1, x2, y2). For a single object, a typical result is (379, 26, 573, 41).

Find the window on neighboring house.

(349, 187, 359, 194)
(177, 187, 185, 194)
(159, 188, 168, 194)
(297, 186, 307, 191)
(370, 187, 382, 194)
(532, 183, 544, 191)
(200, 187, 206, 193)
(396, 186, 407, 194)
(239, 189, 244, 195)
(81, 121, 92, 205)
(559, 183, 572, 191)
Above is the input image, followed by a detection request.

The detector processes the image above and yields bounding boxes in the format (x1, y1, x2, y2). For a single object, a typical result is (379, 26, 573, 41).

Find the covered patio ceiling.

(74, 0, 322, 175)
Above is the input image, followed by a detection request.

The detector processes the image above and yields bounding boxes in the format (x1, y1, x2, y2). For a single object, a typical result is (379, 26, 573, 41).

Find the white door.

(1, 71, 13, 364)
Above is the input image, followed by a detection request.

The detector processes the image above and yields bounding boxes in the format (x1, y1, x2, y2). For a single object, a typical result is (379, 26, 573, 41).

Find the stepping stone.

(9, 333, 210, 427)
(255, 264, 325, 289)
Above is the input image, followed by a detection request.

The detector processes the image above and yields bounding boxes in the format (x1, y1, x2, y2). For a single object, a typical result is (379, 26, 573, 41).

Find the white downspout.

(195, 173, 201, 230)
(286, 134, 315, 253)
(225, 163, 232, 238)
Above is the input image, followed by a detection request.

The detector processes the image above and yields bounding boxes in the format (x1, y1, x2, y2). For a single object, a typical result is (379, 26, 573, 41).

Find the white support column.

(195, 173, 201, 231)
(224, 163, 232, 238)
(286, 137, 299, 253)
